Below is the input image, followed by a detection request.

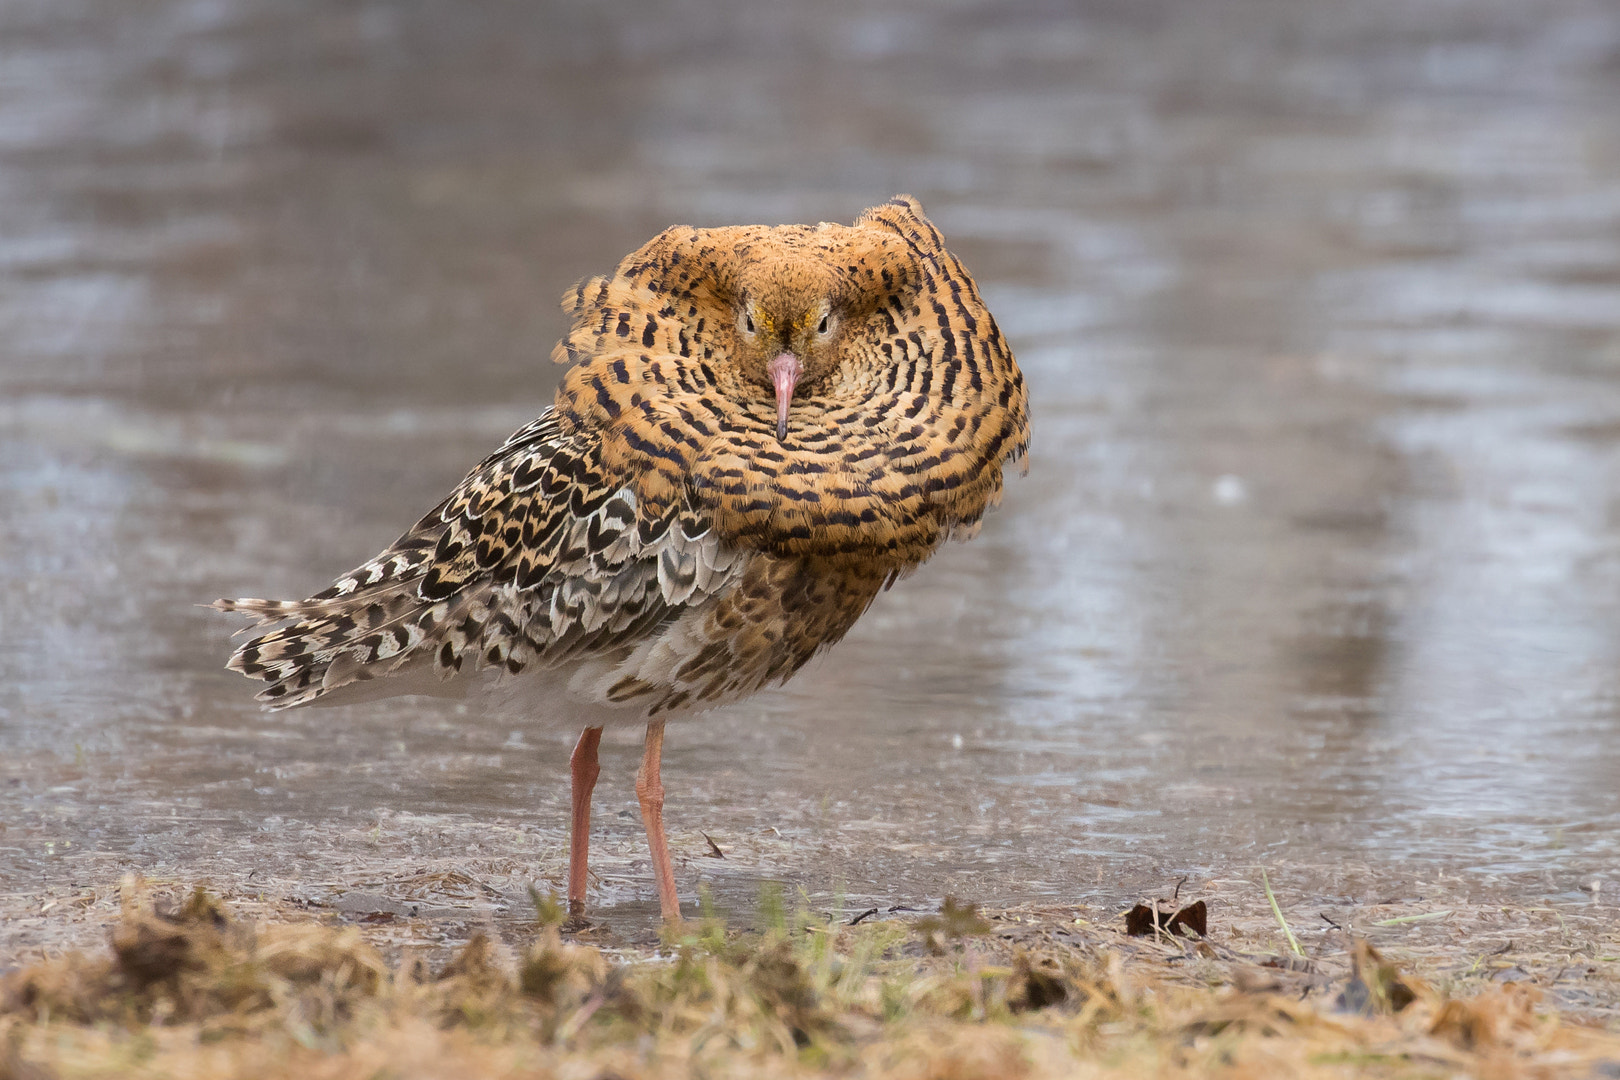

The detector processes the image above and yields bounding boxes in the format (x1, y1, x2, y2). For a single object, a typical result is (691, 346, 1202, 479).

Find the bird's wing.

(214, 409, 742, 709)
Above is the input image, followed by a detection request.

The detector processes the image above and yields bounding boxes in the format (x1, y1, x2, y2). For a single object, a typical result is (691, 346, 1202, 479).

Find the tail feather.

(212, 583, 446, 709)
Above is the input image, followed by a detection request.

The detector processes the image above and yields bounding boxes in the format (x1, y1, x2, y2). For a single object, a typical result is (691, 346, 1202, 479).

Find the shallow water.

(3, 0, 1620, 945)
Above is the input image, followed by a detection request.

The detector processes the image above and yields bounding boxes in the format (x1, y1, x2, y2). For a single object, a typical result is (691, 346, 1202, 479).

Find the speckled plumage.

(217, 196, 1028, 718)
(215, 195, 1028, 920)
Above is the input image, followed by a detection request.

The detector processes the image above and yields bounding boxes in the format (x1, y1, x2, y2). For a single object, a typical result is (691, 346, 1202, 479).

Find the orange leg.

(635, 719, 681, 922)
(567, 726, 604, 916)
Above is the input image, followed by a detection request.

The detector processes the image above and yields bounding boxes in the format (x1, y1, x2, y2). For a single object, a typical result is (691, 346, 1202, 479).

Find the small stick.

(848, 907, 880, 926)
(1261, 869, 1304, 957)
(556, 990, 606, 1045)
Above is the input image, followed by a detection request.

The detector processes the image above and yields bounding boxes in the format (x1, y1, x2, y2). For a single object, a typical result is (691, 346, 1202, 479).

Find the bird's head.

(732, 259, 846, 441)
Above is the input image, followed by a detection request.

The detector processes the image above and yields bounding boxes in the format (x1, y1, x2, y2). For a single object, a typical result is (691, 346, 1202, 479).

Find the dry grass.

(3, 879, 1619, 1079)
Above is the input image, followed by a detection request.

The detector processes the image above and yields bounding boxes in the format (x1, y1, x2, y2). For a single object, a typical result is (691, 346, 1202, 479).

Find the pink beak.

(768, 352, 802, 442)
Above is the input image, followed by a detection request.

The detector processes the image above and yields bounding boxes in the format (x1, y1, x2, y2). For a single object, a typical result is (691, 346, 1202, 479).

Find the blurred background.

(3, 0, 1619, 944)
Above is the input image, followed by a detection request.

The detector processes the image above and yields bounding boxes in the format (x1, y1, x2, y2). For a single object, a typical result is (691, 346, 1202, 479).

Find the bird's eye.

(817, 315, 829, 334)
(745, 313, 755, 333)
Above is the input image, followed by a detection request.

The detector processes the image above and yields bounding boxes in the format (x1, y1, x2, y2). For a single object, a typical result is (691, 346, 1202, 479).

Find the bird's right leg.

(567, 725, 604, 916)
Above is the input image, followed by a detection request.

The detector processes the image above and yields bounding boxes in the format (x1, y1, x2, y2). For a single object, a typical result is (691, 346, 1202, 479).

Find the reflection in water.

(3, 0, 1619, 940)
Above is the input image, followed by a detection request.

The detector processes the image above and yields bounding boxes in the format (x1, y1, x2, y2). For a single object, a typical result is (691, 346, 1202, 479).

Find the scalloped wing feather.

(214, 412, 743, 709)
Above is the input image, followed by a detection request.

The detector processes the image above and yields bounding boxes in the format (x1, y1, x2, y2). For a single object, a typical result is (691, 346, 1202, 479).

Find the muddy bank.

(3, 882, 1618, 1078)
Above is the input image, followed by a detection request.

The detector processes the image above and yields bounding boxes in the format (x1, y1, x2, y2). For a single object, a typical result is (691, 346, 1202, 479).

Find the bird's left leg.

(635, 718, 682, 922)
(567, 725, 604, 916)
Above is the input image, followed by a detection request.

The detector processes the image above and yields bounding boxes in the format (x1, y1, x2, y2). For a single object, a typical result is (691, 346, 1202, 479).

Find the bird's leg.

(635, 718, 681, 922)
(567, 725, 604, 916)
